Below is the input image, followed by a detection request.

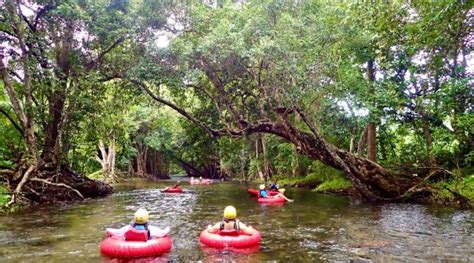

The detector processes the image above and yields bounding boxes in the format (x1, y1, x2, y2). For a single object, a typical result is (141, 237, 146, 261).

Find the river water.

(0, 178, 472, 262)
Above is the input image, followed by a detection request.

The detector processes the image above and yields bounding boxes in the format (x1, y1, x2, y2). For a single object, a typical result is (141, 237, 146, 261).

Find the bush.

(430, 175, 474, 202)
(0, 185, 10, 206)
(314, 176, 352, 192)
(458, 175, 474, 201)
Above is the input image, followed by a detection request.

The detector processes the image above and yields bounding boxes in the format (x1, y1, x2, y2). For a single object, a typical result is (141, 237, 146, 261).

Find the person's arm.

(207, 222, 221, 233)
(106, 225, 129, 237)
(239, 222, 254, 235)
(149, 226, 170, 237)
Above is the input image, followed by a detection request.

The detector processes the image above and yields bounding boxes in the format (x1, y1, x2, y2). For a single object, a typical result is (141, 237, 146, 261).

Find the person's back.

(208, 206, 254, 235)
(259, 184, 268, 198)
(220, 219, 240, 231)
(130, 208, 151, 240)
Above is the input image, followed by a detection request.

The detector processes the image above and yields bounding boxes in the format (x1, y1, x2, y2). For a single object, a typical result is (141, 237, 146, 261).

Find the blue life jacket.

(260, 190, 268, 198)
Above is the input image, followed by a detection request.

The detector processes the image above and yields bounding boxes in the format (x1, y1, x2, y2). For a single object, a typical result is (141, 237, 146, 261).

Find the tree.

(0, 0, 135, 206)
(124, 1, 472, 201)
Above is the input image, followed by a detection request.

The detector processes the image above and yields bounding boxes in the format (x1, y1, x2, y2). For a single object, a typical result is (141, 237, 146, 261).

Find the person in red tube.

(125, 208, 171, 240)
(106, 208, 170, 241)
(163, 181, 182, 191)
(259, 184, 293, 202)
(207, 206, 255, 235)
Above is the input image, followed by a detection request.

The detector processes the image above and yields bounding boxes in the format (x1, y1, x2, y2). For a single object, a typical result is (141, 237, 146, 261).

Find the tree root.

(6, 165, 36, 207)
(0, 169, 14, 176)
(30, 178, 84, 199)
(4, 164, 112, 208)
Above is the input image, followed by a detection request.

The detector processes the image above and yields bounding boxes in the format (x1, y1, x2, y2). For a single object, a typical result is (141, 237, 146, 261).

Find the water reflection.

(0, 179, 472, 262)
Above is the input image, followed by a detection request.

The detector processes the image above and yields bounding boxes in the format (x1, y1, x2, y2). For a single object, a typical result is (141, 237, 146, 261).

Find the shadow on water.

(0, 178, 472, 262)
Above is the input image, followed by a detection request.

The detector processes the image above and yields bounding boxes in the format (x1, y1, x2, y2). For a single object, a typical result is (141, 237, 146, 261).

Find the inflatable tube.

(201, 244, 260, 254)
(162, 187, 183, 193)
(247, 189, 279, 196)
(101, 227, 172, 258)
(257, 196, 286, 203)
(199, 229, 261, 248)
(100, 236, 172, 258)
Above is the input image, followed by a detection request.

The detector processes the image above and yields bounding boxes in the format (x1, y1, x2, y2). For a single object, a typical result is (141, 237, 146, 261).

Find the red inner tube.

(257, 196, 286, 203)
(199, 229, 261, 248)
(100, 235, 172, 258)
(247, 189, 279, 196)
(162, 187, 183, 193)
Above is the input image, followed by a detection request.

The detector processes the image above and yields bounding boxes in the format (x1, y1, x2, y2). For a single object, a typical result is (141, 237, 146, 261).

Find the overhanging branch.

(86, 37, 125, 72)
(129, 78, 292, 141)
(0, 107, 23, 135)
(129, 79, 221, 137)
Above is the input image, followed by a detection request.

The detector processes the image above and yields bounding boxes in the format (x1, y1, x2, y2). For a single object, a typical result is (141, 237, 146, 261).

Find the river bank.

(277, 173, 474, 208)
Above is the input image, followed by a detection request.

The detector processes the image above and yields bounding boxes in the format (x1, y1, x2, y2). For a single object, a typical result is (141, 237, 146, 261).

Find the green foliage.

(315, 176, 353, 193)
(0, 88, 22, 169)
(431, 175, 474, 202)
(278, 161, 346, 189)
(86, 170, 105, 180)
(458, 176, 474, 201)
(278, 175, 323, 188)
(0, 185, 10, 207)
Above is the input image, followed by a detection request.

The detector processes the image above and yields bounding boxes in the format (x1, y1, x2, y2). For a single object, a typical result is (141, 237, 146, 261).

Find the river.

(0, 178, 472, 262)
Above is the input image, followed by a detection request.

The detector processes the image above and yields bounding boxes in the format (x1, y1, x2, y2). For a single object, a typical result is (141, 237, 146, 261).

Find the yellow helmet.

(223, 206, 237, 219)
(134, 208, 149, 224)
(259, 184, 265, 190)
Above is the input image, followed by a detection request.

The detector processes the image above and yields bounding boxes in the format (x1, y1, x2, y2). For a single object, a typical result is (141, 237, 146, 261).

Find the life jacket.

(270, 183, 278, 190)
(124, 226, 149, 241)
(219, 219, 240, 235)
(259, 189, 268, 198)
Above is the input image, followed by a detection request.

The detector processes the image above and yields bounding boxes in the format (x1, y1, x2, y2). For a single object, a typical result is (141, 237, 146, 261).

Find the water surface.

(0, 178, 472, 262)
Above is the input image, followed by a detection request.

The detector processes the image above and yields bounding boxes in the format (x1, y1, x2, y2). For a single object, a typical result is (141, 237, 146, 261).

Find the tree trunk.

(267, 115, 416, 201)
(357, 126, 368, 156)
(255, 136, 261, 180)
(145, 149, 169, 179)
(349, 130, 356, 153)
(42, 24, 74, 170)
(95, 139, 116, 174)
(367, 123, 377, 161)
(419, 111, 437, 168)
(262, 134, 271, 178)
(42, 90, 66, 170)
(135, 143, 148, 177)
(367, 59, 377, 162)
